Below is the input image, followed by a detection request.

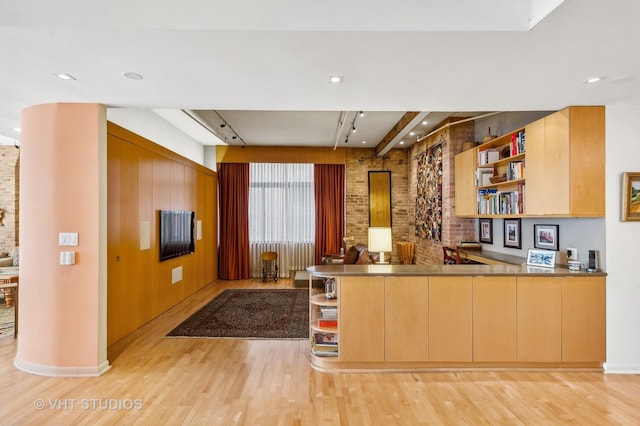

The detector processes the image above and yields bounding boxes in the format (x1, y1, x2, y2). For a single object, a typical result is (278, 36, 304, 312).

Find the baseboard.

(603, 362, 640, 374)
(14, 357, 111, 377)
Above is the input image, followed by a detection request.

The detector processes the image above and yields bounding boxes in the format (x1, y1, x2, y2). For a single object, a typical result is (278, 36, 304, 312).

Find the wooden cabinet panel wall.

(454, 148, 477, 216)
(428, 276, 473, 362)
(107, 122, 217, 346)
(384, 276, 429, 362)
(340, 276, 385, 362)
(562, 276, 606, 362)
(517, 276, 562, 362)
(473, 276, 517, 362)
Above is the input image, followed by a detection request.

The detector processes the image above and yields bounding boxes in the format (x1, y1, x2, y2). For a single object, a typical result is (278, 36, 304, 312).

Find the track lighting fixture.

(352, 126, 356, 133)
(359, 111, 364, 117)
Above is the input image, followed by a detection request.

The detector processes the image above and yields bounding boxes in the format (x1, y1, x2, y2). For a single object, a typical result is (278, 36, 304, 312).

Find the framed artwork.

(503, 218, 521, 249)
(621, 172, 640, 221)
(479, 218, 493, 244)
(526, 248, 557, 268)
(533, 224, 559, 251)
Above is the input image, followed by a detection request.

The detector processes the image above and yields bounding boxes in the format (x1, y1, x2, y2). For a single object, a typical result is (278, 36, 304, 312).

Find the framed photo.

(503, 218, 521, 249)
(621, 172, 640, 221)
(479, 218, 493, 244)
(533, 224, 559, 251)
(527, 248, 557, 268)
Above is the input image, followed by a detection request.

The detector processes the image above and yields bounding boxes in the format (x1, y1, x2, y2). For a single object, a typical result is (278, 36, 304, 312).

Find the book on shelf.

(318, 318, 338, 328)
(320, 306, 338, 319)
(311, 347, 338, 357)
(478, 148, 500, 165)
(506, 160, 525, 180)
(510, 131, 526, 156)
(475, 167, 494, 187)
(313, 332, 338, 345)
(477, 184, 525, 215)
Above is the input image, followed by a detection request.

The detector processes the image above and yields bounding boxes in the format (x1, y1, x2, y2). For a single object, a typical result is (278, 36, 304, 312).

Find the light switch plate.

(59, 232, 78, 246)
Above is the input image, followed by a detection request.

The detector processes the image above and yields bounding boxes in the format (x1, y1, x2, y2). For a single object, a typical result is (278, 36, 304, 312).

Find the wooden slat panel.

(340, 276, 385, 362)
(473, 276, 517, 362)
(385, 276, 429, 362)
(517, 276, 562, 362)
(562, 276, 606, 362)
(429, 276, 473, 362)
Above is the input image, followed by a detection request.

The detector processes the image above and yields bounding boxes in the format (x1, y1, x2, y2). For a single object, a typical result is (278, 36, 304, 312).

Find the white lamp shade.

(368, 227, 393, 252)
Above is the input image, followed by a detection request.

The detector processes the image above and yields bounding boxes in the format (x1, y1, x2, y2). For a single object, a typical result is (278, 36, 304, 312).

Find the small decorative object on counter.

(325, 278, 337, 299)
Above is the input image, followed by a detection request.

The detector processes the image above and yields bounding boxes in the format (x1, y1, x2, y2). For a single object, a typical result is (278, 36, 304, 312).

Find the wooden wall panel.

(107, 122, 218, 345)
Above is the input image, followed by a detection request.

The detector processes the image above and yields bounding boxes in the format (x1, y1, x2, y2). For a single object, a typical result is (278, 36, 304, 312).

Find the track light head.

(220, 124, 226, 128)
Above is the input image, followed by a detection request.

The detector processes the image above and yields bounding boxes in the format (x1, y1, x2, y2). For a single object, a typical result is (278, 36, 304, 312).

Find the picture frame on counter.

(479, 218, 493, 244)
(503, 218, 521, 249)
(533, 224, 559, 251)
(526, 248, 556, 268)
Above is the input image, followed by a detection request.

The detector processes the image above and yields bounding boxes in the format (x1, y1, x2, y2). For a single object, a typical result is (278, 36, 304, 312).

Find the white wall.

(107, 108, 205, 165)
(604, 105, 640, 373)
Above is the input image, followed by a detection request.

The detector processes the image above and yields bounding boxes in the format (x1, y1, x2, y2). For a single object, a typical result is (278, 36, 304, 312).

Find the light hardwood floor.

(1, 278, 640, 425)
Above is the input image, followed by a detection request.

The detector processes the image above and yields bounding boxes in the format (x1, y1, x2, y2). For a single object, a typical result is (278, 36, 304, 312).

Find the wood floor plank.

(1, 277, 640, 424)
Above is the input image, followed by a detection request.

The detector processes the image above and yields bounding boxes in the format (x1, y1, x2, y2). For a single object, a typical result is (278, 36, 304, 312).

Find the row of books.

(506, 161, 525, 181)
(312, 332, 338, 357)
(510, 131, 526, 156)
(318, 306, 338, 328)
(478, 149, 500, 166)
(475, 167, 494, 187)
(477, 184, 525, 215)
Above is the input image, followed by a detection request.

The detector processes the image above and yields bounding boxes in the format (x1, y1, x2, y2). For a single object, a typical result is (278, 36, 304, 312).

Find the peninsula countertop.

(307, 263, 606, 277)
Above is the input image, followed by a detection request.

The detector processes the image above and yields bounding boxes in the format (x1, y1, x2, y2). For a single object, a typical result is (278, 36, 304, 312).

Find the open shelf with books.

(475, 128, 526, 216)
(309, 276, 340, 359)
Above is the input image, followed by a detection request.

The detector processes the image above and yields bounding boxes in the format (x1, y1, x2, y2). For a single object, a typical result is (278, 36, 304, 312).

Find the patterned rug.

(0, 302, 15, 338)
(166, 289, 309, 339)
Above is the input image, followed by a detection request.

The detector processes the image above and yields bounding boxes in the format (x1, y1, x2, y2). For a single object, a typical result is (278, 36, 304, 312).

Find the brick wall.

(408, 121, 476, 265)
(0, 146, 19, 255)
(345, 148, 410, 262)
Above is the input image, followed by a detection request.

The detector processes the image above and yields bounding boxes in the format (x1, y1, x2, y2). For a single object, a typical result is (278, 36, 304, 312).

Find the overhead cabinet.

(455, 106, 605, 217)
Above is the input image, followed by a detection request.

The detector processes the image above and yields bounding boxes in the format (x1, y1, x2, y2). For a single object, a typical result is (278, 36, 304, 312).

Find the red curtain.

(314, 164, 345, 264)
(218, 163, 251, 280)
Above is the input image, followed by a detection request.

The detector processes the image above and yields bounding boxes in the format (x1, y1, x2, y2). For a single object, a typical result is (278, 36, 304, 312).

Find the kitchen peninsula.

(307, 264, 605, 373)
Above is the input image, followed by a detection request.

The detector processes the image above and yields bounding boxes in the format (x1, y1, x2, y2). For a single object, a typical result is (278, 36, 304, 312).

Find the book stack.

(510, 131, 526, 156)
(478, 148, 500, 165)
(318, 306, 338, 328)
(475, 167, 495, 187)
(311, 332, 338, 357)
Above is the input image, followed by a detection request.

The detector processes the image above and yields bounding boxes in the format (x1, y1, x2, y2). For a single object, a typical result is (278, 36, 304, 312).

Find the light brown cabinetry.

(525, 106, 605, 216)
(454, 148, 478, 216)
(385, 276, 429, 362)
(517, 276, 562, 362)
(339, 276, 385, 362)
(307, 267, 605, 372)
(429, 276, 473, 362)
(454, 105, 605, 217)
(562, 276, 606, 362)
(473, 276, 517, 362)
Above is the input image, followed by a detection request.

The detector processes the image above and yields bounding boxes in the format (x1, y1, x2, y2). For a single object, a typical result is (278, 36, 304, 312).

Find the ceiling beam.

(375, 111, 428, 157)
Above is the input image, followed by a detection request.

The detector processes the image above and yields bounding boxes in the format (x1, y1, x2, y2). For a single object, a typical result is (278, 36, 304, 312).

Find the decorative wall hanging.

(415, 143, 443, 241)
(621, 172, 640, 221)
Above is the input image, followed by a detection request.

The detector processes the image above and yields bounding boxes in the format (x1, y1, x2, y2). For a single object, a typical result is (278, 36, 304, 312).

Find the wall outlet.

(567, 247, 578, 261)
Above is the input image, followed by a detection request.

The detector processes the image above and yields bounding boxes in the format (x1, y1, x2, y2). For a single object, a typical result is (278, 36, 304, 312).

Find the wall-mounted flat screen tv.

(159, 210, 195, 262)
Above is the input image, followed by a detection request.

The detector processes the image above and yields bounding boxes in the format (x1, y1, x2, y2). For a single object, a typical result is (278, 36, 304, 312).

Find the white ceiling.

(1, 0, 639, 150)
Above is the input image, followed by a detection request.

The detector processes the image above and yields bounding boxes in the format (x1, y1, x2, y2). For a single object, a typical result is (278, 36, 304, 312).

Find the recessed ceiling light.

(399, 141, 405, 145)
(361, 140, 367, 144)
(329, 75, 343, 84)
(422, 121, 428, 125)
(584, 76, 602, 84)
(53, 73, 76, 80)
(123, 72, 144, 80)
(409, 132, 415, 136)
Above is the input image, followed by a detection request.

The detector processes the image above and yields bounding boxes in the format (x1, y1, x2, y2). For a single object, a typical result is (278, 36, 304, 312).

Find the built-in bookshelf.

(309, 277, 339, 358)
(475, 128, 526, 216)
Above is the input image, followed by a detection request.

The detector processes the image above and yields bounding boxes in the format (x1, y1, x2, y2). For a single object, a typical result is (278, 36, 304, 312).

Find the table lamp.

(368, 227, 392, 264)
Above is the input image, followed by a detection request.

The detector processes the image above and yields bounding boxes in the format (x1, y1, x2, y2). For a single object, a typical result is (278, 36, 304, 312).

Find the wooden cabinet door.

(429, 276, 473, 362)
(517, 276, 562, 362)
(454, 148, 478, 216)
(473, 276, 517, 362)
(562, 276, 606, 362)
(340, 276, 385, 362)
(385, 276, 429, 362)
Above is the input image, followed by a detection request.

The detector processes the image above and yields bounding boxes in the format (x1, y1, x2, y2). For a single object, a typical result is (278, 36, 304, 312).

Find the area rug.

(0, 303, 15, 338)
(166, 289, 309, 339)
